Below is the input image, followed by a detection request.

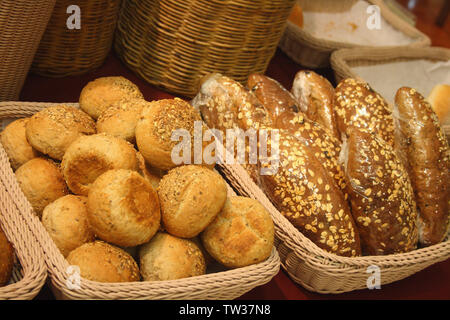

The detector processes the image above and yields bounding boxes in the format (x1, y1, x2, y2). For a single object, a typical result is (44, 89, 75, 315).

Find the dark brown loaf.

(341, 129, 419, 255)
(394, 87, 450, 246)
(0, 226, 14, 287)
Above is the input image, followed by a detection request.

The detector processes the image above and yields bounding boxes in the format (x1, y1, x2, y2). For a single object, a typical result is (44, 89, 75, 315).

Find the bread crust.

(0, 226, 14, 287)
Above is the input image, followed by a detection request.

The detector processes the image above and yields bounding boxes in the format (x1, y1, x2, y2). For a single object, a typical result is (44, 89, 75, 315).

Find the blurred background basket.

(278, 0, 431, 69)
(0, 0, 56, 101)
(31, 0, 121, 77)
(114, 0, 296, 97)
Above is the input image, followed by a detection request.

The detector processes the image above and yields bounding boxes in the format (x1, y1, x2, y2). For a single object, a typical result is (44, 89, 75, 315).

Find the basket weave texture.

(114, 0, 296, 97)
(31, 0, 121, 77)
(0, 102, 280, 300)
(0, 0, 56, 100)
(278, 0, 431, 68)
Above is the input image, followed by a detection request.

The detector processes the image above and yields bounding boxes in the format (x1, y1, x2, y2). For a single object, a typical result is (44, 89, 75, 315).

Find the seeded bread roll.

(394, 87, 449, 246)
(0, 118, 40, 171)
(247, 73, 299, 124)
(87, 169, 160, 247)
(66, 241, 140, 283)
(79, 76, 144, 119)
(139, 232, 206, 281)
(41, 195, 95, 257)
(341, 129, 418, 255)
(135, 98, 210, 171)
(201, 196, 274, 268)
(61, 133, 139, 196)
(15, 158, 69, 217)
(291, 70, 340, 140)
(260, 130, 361, 257)
(96, 98, 149, 143)
(334, 78, 394, 146)
(25, 105, 96, 160)
(157, 165, 228, 238)
(0, 226, 14, 287)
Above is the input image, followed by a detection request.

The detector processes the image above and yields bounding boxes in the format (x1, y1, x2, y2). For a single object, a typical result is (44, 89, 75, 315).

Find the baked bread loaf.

(291, 70, 340, 140)
(25, 105, 96, 160)
(66, 241, 140, 283)
(79, 76, 144, 119)
(427, 84, 450, 127)
(61, 133, 139, 196)
(41, 195, 95, 257)
(260, 129, 361, 257)
(135, 98, 210, 171)
(139, 232, 206, 281)
(334, 78, 394, 146)
(341, 129, 418, 255)
(394, 87, 449, 246)
(0, 118, 40, 171)
(87, 169, 160, 247)
(96, 98, 149, 143)
(0, 226, 14, 287)
(15, 158, 69, 217)
(201, 196, 274, 268)
(157, 165, 228, 238)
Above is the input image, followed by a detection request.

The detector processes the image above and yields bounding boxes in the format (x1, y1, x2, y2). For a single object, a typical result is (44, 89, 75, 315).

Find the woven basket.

(31, 0, 121, 77)
(114, 0, 296, 98)
(0, 0, 56, 100)
(278, 0, 431, 69)
(0, 102, 280, 300)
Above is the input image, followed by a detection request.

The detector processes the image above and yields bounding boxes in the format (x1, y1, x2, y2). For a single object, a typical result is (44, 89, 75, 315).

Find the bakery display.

(0, 225, 14, 287)
(79, 76, 144, 120)
(139, 232, 206, 281)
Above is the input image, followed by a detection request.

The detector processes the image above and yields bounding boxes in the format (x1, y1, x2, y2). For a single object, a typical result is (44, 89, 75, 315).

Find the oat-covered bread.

(0, 226, 14, 287)
(79, 76, 144, 119)
(201, 196, 274, 268)
(66, 241, 140, 283)
(0, 118, 40, 171)
(139, 232, 206, 281)
(25, 105, 96, 160)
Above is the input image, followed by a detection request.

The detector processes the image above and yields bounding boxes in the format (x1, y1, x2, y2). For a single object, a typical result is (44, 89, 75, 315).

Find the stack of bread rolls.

(0, 76, 275, 284)
(191, 71, 449, 257)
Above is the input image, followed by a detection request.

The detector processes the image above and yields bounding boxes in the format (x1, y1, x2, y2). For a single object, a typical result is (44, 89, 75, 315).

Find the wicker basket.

(278, 0, 431, 69)
(0, 0, 56, 100)
(217, 133, 450, 294)
(0, 102, 280, 300)
(31, 0, 121, 77)
(114, 0, 296, 98)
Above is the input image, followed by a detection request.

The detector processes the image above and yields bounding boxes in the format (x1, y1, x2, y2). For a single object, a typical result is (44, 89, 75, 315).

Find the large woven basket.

(217, 133, 450, 294)
(278, 0, 431, 69)
(0, 102, 280, 300)
(114, 0, 296, 98)
(0, 0, 56, 100)
(31, 0, 121, 77)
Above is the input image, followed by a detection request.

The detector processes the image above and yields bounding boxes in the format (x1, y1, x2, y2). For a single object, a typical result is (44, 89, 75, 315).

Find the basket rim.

(0, 101, 280, 300)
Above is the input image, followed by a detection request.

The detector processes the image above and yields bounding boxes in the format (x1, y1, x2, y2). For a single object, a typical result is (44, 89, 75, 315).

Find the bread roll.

(25, 105, 96, 160)
(334, 78, 394, 146)
(87, 169, 160, 247)
(135, 98, 210, 171)
(66, 241, 140, 283)
(139, 232, 206, 281)
(394, 87, 449, 246)
(61, 133, 139, 196)
(79, 76, 144, 119)
(96, 98, 149, 143)
(201, 196, 274, 268)
(0, 118, 40, 171)
(15, 158, 69, 217)
(157, 165, 227, 238)
(0, 226, 14, 287)
(259, 129, 361, 257)
(427, 84, 450, 127)
(341, 129, 418, 255)
(41, 195, 95, 257)
(291, 70, 340, 140)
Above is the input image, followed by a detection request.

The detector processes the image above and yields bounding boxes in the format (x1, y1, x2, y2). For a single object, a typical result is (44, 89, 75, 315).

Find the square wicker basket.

(278, 0, 431, 68)
(0, 102, 280, 300)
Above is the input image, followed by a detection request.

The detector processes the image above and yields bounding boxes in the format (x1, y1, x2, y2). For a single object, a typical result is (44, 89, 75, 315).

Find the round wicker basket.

(114, 0, 296, 97)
